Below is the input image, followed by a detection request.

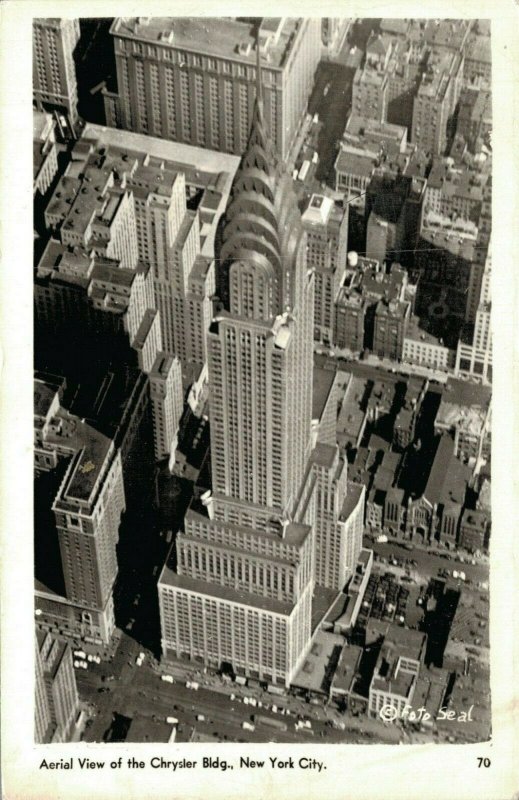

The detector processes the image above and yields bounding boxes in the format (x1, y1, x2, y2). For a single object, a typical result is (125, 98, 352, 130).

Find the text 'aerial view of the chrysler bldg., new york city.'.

(33, 16, 492, 746)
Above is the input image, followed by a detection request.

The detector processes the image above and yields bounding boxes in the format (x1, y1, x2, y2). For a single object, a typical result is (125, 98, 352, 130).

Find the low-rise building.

(393, 378, 428, 449)
(434, 378, 491, 465)
(458, 508, 490, 553)
(368, 622, 427, 720)
(403, 316, 455, 372)
(372, 297, 411, 361)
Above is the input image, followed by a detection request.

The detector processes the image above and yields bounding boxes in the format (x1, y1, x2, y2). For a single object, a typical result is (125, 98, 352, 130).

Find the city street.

(366, 535, 489, 587)
(77, 632, 400, 745)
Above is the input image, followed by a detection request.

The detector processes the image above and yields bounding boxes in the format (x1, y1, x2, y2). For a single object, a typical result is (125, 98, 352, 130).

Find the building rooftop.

(424, 19, 471, 53)
(335, 149, 375, 179)
(311, 442, 338, 470)
(440, 377, 491, 410)
(111, 17, 302, 70)
(292, 630, 344, 694)
(379, 19, 410, 37)
(375, 297, 410, 320)
(405, 315, 446, 347)
(150, 352, 177, 380)
(302, 194, 336, 226)
(418, 228, 476, 260)
(346, 115, 408, 149)
(460, 508, 488, 532)
(367, 618, 426, 652)
(337, 376, 368, 445)
(423, 434, 472, 507)
(339, 481, 364, 522)
(465, 35, 491, 65)
(81, 123, 240, 196)
(331, 644, 363, 694)
(312, 366, 337, 422)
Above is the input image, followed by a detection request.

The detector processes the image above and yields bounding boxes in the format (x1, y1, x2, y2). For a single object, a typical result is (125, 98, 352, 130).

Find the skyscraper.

(33, 18, 80, 122)
(159, 63, 317, 687)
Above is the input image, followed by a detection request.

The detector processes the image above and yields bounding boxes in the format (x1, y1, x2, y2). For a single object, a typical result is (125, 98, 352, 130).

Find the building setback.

(106, 17, 321, 160)
(159, 79, 363, 687)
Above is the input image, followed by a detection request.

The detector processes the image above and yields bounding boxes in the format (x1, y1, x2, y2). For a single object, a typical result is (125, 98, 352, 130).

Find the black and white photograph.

(1, 3, 518, 799)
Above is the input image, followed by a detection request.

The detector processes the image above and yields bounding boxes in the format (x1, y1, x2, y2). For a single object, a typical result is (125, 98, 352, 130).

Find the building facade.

(301, 194, 348, 345)
(107, 17, 321, 160)
(33, 18, 80, 122)
(35, 631, 80, 743)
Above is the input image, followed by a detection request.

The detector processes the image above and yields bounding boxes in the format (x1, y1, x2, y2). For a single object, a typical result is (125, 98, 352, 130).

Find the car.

(196, 714, 206, 722)
(74, 650, 87, 660)
(161, 674, 174, 683)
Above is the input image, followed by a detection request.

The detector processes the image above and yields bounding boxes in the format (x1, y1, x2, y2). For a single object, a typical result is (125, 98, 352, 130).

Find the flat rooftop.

(405, 315, 445, 347)
(292, 630, 344, 694)
(111, 17, 301, 70)
(82, 123, 240, 192)
(339, 481, 364, 522)
(332, 644, 363, 694)
(312, 366, 336, 422)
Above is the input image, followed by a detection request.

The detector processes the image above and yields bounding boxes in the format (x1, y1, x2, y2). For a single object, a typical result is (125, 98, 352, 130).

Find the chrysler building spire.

(220, 34, 305, 321)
